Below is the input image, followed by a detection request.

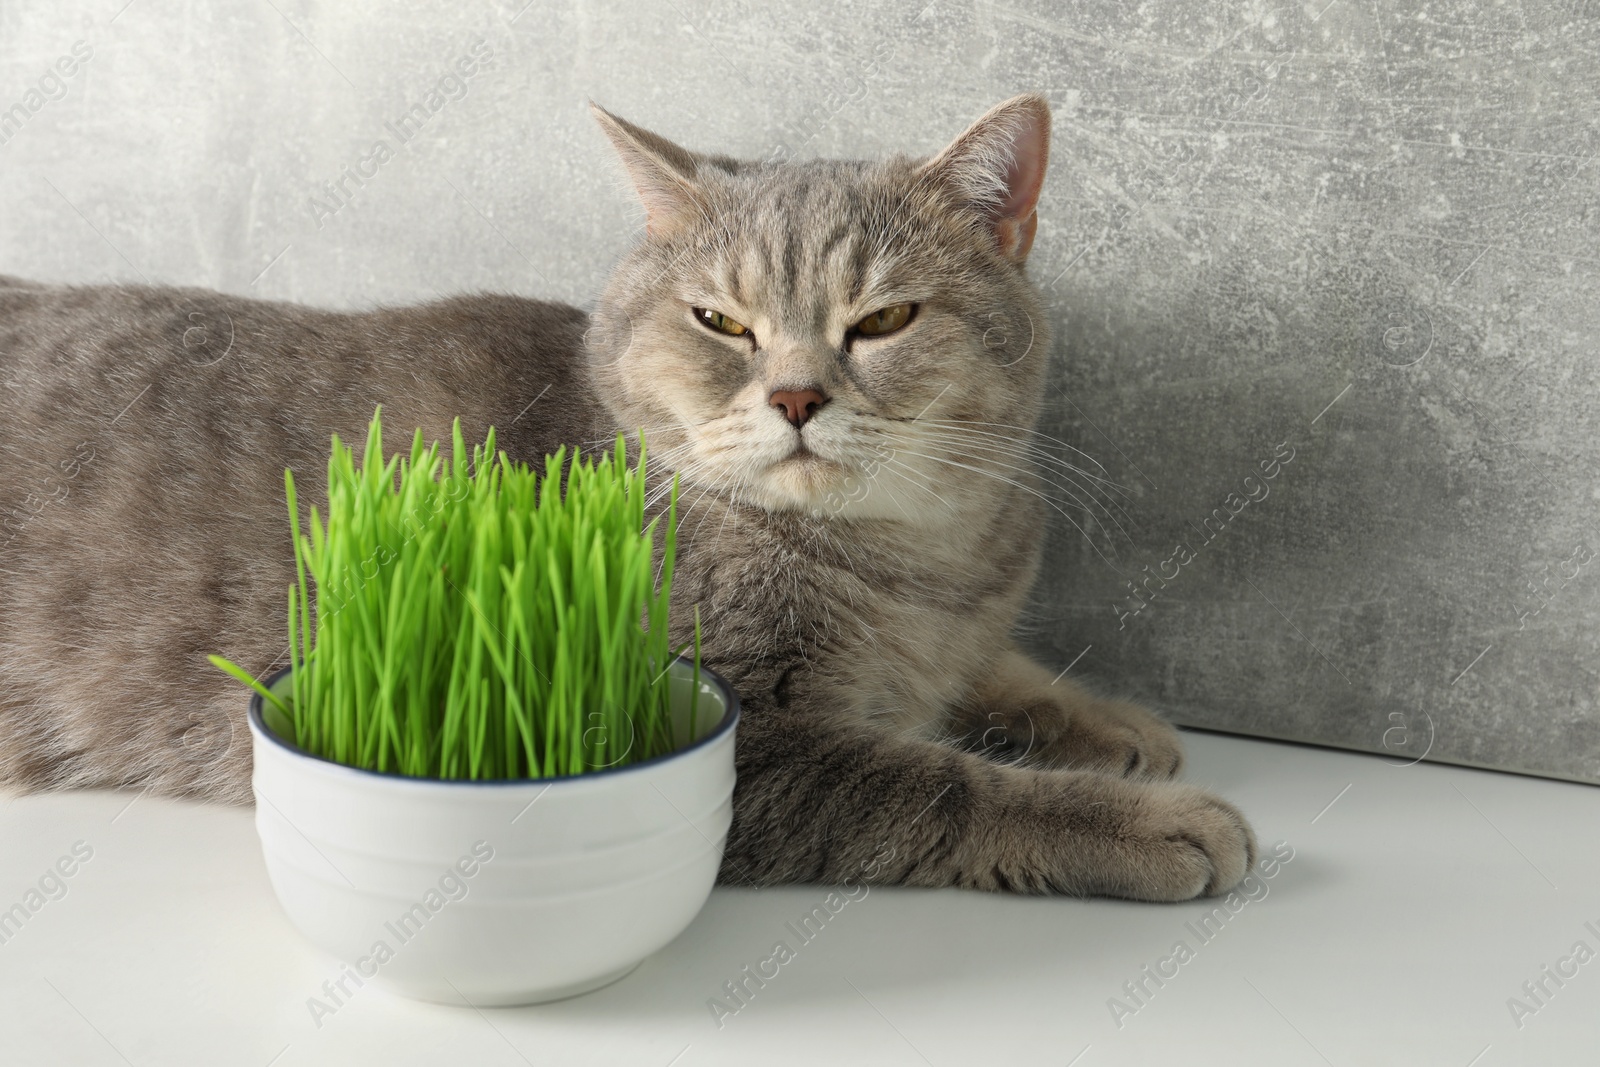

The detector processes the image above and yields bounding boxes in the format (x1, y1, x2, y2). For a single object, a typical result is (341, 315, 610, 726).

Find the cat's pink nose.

(769, 387, 829, 429)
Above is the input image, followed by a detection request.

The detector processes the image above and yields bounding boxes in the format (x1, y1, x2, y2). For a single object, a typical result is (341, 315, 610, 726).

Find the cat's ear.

(917, 94, 1051, 263)
(590, 102, 707, 237)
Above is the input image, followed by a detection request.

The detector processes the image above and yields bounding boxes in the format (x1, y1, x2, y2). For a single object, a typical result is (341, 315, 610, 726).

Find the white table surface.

(3, 728, 1597, 1066)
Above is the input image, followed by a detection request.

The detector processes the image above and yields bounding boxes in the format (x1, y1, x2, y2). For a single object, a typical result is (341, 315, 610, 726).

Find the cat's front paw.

(957, 652, 1184, 779)
(973, 695, 1184, 779)
(1049, 697, 1184, 780)
(1104, 782, 1257, 901)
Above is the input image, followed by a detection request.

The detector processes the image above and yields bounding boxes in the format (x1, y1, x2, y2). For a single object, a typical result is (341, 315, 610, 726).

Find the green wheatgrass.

(210, 407, 701, 779)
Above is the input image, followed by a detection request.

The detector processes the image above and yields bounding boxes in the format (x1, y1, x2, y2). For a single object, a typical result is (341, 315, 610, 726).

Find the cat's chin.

(744, 454, 934, 523)
(762, 450, 845, 497)
(727, 450, 848, 515)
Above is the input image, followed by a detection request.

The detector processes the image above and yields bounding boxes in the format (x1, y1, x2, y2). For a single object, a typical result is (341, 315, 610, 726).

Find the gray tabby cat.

(0, 95, 1256, 900)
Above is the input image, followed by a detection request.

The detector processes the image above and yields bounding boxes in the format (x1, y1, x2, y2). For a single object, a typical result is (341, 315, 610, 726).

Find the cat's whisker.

(919, 418, 1119, 479)
(675, 478, 725, 545)
(879, 456, 954, 512)
(685, 482, 733, 551)
(885, 459, 946, 512)
(641, 458, 714, 536)
(889, 444, 1113, 543)
(642, 452, 710, 512)
(890, 447, 1124, 568)
(913, 422, 1130, 496)
(910, 427, 1130, 499)
(706, 487, 740, 555)
(646, 467, 719, 589)
(908, 423, 1133, 500)
(653, 477, 717, 540)
(901, 430, 1134, 536)
(886, 422, 1134, 513)
(918, 416, 1113, 460)
(868, 465, 925, 524)
(908, 430, 1136, 537)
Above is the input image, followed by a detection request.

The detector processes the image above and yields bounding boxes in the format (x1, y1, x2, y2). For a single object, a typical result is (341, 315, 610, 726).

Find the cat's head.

(585, 96, 1051, 525)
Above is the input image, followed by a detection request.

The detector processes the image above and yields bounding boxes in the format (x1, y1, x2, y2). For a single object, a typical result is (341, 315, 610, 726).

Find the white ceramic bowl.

(247, 658, 739, 1006)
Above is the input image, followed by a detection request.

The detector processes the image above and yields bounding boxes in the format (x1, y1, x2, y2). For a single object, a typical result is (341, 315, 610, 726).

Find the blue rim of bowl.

(246, 656, 740, 786)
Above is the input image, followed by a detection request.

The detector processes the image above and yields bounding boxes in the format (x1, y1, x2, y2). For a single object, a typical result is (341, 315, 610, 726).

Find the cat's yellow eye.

(853, 303, 916, 337)
(694, 307, 749, 337)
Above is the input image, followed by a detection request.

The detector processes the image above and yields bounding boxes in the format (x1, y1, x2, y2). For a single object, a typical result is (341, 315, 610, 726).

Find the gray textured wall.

(3, 0, 1596, 782)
